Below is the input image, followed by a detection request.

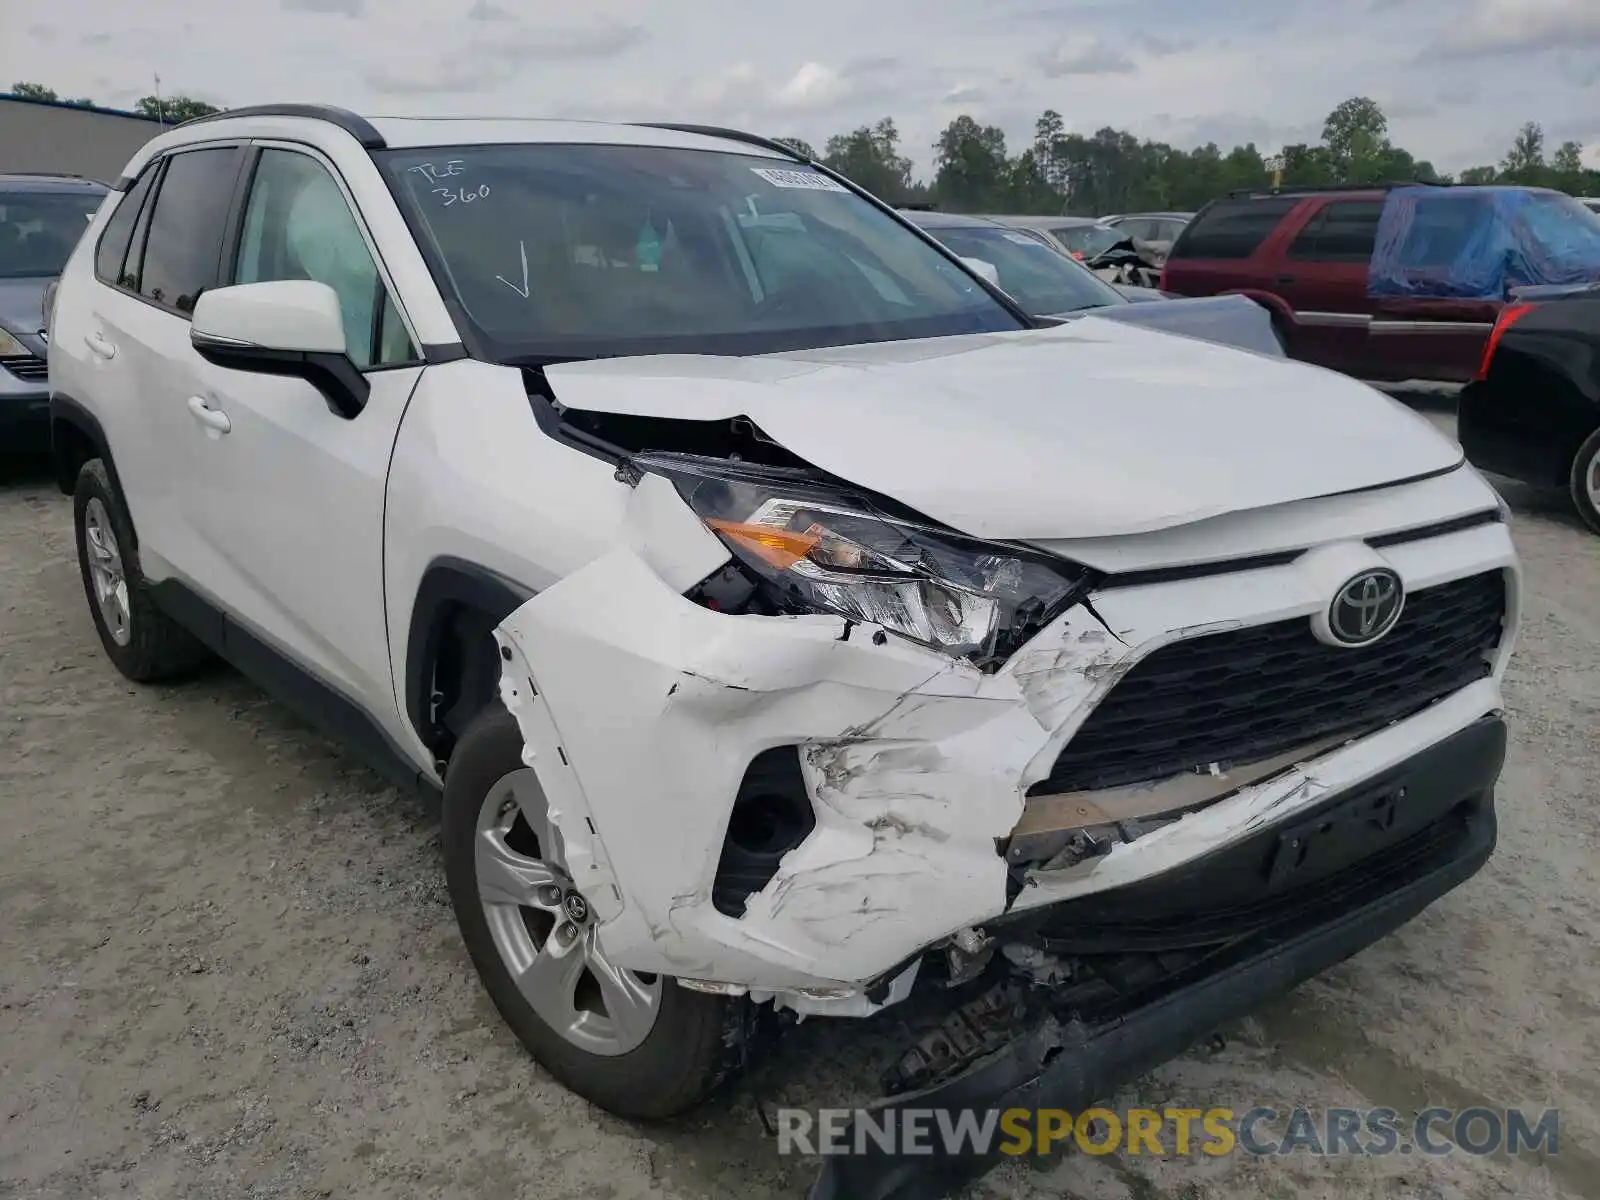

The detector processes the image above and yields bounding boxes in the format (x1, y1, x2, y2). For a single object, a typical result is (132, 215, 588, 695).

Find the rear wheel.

(73, 459, 211, 681)
(441, 705, 745, 1119)
(1571, 427, 1600, 536)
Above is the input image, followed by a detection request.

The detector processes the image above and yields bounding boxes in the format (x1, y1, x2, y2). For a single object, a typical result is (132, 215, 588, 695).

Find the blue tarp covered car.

(1369, 186, 1600, 301)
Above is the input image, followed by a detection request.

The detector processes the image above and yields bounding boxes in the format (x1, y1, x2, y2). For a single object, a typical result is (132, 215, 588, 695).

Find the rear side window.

(1169, 199, 1297, 260)
(1287, 200, 1382, 262)
(94, 169, 156, 285)
(134, 147, 242, 314)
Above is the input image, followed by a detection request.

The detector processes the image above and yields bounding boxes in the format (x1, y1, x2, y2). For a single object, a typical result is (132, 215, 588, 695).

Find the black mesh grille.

(2, 355, 47, 382)
(1032, 571, 1506, 795)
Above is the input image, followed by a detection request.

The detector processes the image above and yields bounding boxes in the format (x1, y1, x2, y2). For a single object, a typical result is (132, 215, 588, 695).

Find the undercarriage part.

(941, 928, 995, 988)
(712, 747, 816, 917)
(883, 982, 1036, 1097)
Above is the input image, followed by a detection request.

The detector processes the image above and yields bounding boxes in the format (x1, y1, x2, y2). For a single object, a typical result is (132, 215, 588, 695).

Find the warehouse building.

(0, 94, 166, 182)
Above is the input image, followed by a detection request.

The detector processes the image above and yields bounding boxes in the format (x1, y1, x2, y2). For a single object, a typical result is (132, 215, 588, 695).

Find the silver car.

(1098, 211, 1195, 263)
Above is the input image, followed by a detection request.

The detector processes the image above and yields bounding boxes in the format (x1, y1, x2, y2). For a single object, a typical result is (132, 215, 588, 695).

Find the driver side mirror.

(190, 280, 369, 419)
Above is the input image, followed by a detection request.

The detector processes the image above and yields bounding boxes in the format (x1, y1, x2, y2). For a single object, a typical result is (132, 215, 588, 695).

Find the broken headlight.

(639, 454, 1095, 666)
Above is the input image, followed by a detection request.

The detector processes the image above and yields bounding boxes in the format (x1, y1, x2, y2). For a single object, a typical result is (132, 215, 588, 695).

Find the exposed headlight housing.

(636, 453, 1096, 668)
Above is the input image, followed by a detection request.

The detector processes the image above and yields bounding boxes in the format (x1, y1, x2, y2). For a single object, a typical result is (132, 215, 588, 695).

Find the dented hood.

(542, 318, 1463, 540)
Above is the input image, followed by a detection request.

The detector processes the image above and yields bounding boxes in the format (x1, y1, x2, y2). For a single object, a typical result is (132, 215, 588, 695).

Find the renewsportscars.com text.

(776, 1105, 1560, 1158)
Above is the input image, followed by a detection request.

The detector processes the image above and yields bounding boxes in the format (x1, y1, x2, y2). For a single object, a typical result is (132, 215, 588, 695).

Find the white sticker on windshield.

(1002, 231, 1040, 245)
(750, 167, 849, 193)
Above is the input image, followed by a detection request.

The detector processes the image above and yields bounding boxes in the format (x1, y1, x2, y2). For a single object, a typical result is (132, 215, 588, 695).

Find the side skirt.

(150, 579, 437, 796)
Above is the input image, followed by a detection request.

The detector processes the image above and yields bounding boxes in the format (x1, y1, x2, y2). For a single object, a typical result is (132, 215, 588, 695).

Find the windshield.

(1516, 191, 1600, 259)
(377, 145, 1024, 360)
(926, 225, 1124, 315)
(1052, 224, 1122, 258)
(0, 189, 105, 279)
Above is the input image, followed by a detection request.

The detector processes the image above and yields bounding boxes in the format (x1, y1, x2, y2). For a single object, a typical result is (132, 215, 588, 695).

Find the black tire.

(1570, 426, 1600, 536)
(441, 704, 748, 1120)
(73, 459, 211, 682)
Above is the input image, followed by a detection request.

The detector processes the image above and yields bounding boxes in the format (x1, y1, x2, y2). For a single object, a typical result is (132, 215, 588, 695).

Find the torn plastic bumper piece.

(809, 716, 1505, 1200)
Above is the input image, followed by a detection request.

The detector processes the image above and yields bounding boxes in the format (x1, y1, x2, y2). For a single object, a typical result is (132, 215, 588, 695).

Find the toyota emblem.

(1326, 568, 1405, 647)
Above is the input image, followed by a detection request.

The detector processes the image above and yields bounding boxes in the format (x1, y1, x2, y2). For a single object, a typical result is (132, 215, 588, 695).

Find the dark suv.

(1160, 183, 1600, 384)
(1, 173, 108, 452)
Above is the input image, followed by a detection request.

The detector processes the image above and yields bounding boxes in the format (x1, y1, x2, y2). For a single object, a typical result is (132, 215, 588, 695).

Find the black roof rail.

(174, 104, 386, 149)
(636, 123, 809, 162)
(1227, 179, 1452, 199)
(0, 171, 106, 184)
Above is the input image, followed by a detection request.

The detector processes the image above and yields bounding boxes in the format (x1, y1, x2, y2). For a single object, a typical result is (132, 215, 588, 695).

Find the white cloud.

(1437, 0, 1600, 56)
(773, 62, 849, 111)
(1036, 35, 1135, 77)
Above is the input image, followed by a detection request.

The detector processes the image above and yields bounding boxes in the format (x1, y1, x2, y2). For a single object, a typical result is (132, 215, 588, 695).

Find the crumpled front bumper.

(490, 474, 1518, 1002)
(809, 715, 1505, 1200)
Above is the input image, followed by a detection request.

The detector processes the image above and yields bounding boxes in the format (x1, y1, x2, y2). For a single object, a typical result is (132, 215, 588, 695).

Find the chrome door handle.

(186, 395, 232, 435)
(84, 331, 117, 360)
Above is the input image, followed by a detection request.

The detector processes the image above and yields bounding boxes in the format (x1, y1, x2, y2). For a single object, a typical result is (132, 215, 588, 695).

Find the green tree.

(1279, 143, 1338, 187)
(1551, 140, 1583, 175)
(1032, 109, 1070, 196)
(932, 115, 1010, 212)
(135, 94, 222, 124)
(1002, 148, 1060, 213)
(772, 137, 816, 160)
(1322, 96, 1391, 182)
(9, 81, 93, 105)
(821, 118, 913, 202)
(1499, 122, 1547, 185)
(1459, 165, 1498, 185)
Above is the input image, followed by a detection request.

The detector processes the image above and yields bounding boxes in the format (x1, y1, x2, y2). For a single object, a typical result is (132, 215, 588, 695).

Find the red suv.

(1161, 184, 1502, 383)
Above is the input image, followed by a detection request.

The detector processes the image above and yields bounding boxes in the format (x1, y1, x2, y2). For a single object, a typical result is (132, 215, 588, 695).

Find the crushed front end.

(491, 450, 1517, 1196)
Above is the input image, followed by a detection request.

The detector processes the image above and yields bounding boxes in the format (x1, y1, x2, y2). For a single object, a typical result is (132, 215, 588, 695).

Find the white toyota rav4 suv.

(48, 106, 1517, 1197)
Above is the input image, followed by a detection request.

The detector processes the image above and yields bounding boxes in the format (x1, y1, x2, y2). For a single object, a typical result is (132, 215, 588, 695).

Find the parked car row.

(0, 173, 108, 453)
(38, 107, 1523, 1200)
(1157, 181, 1600, 532)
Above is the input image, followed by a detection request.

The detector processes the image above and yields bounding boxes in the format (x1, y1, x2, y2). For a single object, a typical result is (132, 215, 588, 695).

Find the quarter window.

(94, 168, 156, 286)
(1169, 199, 1298, 260)
(136, 147, 242, 313)
(1287, 201, 1383, 263)
(234, 149, 414, 369)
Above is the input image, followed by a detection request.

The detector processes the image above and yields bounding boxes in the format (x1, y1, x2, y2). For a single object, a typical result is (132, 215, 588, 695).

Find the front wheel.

(1571, 427, 1600, 536)
(441, 705, 745, 1119)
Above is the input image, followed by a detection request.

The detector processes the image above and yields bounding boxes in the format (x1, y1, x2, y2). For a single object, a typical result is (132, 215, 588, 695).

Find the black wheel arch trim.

(403, 556, 536, 754)
(50, 393, 136, 543)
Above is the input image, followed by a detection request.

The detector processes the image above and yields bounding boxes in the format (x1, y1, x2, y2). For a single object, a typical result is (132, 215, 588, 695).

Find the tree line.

(8, 81, 219, 125)
(787, 97, 1597, 216)
(9, 82, 1596, 215)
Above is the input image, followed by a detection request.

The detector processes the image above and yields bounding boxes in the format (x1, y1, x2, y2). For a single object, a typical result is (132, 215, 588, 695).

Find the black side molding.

(150, 579, 432, 794)
(175, 104, 387, 149)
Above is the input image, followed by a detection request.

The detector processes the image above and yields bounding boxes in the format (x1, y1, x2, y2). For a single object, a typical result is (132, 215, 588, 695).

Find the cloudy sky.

(7, 0, 1600, 175)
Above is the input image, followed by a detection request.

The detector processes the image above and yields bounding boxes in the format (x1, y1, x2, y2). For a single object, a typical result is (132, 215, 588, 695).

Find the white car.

(47, 106, 1518, 1196)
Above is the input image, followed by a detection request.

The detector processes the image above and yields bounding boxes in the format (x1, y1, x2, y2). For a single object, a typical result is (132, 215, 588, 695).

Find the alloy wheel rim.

(83, 498, 132, 647)
(475, 769, 661, 1056)
(1586, 445, 1600, 509)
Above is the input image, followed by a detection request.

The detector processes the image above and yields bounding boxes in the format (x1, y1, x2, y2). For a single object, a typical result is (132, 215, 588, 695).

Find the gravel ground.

(2, 404, 1597, 1200)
